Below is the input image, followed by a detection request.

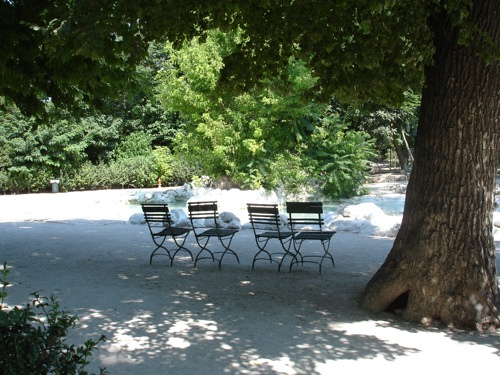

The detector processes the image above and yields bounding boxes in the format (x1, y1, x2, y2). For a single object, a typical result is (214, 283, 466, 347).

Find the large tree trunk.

(362, 0, 499, 329)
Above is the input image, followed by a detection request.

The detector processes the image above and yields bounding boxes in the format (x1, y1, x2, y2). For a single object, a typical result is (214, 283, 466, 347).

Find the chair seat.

(294, 231, 335, 241)
(198, 228, 239, 237)
(256, 231, 293, 239)
(156, 226, 191, 236)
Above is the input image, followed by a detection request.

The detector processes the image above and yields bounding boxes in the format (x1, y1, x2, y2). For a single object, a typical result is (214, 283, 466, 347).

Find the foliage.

(113, 132, 153, 160)
(307, 114, 376, 198)
(266, 153, 312, 196)
(152, 146, 174, 183)
(168, 153, 204, 186)
(0, 262, 106, 375)
(156, 29, 375, 196)
(0, 1, 428, 116)
(339, 90, 420, 167)
(0, 112, 177, 192)
(0, 1, 494, 118)
(0, 104, 89, 192)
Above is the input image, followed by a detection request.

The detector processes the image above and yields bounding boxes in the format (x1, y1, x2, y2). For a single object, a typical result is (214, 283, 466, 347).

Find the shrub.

(0, 262, 106, 374)
(152, 146, 174, 183)
(266, 153, 312, 195)
(113, 132, 153, 160)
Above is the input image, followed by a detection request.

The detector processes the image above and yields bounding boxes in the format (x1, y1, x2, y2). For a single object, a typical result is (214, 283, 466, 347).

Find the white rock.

(170, 209, 187, 224)
(342, 202, 385, 220)
(218, 211, 242, 229)
(129, 213, 145, 224)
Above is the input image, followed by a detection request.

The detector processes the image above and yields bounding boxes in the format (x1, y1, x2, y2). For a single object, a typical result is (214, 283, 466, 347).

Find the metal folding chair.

(286, 201, 336, 273)
(188, 201, 240, 269)
(247, 203, 295, 271)
(141, 204, 193, 266)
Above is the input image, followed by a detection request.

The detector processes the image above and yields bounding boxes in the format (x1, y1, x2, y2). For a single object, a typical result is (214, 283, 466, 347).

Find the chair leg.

(216, 235, 239, 269)
(252, 238, 273, 269)
(169, 235, 194, 266)
(288, 239, 304, 272)
(319, 240, 335, 271)
(193, 236, 217, 267)
(289, 238, 334, 273)
(150, 236, 173, 265)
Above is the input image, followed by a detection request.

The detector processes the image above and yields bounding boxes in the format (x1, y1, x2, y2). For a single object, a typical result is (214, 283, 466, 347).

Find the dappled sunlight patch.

(166, 337, 191, 349)
(220, 342, 233, 350)
(122, 299, 144, 304)
(250, 356, 296, 375)
(176, 289, 209, 301)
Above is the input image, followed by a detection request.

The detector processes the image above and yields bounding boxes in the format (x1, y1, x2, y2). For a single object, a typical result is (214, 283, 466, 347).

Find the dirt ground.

(0, 183, 499, 374)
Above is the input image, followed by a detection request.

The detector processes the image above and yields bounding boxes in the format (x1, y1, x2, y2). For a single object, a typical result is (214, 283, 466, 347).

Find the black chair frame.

(247, 203, 295, 271)
(188, 201, 240, 269)
(141, 204, 193, 266)
(286, 201, 336, 273)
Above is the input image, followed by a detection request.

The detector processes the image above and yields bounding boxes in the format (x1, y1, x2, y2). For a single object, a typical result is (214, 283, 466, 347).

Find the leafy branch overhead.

(1, 0, 482, 116)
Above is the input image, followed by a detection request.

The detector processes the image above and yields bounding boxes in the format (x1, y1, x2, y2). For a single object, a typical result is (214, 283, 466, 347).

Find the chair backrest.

(141, 204, 173, 226)
(286, 201, 325, 229)
(188, 201, 218, 226)
(247, 203, 282, 228)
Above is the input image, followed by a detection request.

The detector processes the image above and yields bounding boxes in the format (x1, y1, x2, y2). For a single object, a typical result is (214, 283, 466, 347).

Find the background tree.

(156, 29, 374, 196)
(339, 91, 420, 171)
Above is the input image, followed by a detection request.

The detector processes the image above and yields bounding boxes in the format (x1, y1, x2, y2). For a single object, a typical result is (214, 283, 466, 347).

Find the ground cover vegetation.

(0, 0, 497, 329)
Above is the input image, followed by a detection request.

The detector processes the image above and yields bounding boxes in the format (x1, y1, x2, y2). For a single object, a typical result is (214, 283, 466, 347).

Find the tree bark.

(362, 0, 499, 329)
(392, 132, 408, 171)
(400, 124, 414, 165)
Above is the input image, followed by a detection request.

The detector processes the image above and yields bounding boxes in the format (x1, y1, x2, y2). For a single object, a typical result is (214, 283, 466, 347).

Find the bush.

(309, 115, 376, 199)
(169, 153, 203, 186)
(266, 153, 312, 195)
(113, 132, 153, 160)
(151, 146, 174, 183)
(0, 262, 106, 374)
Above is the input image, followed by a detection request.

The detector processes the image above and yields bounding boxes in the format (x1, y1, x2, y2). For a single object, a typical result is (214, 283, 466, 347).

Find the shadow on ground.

(1, 221, 499, 374)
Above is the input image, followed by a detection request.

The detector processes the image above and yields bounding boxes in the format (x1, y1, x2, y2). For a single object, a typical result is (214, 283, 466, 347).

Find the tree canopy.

(1, 0, 435, 115)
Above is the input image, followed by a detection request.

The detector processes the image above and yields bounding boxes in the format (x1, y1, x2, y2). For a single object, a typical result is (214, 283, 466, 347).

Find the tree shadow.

(1, 221, 499, 373)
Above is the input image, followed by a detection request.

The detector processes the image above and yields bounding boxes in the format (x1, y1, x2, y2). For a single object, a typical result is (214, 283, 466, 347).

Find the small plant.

(0, 261, 107, 375)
